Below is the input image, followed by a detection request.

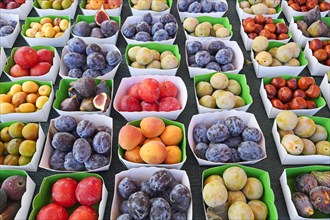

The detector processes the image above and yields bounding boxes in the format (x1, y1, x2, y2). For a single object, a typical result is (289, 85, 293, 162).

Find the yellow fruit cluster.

(184, 17, 230, 38)
(0, 81, 51, 114)
(25, 17, 69, 38)
(85, 0, 121, 10)
(132, 0, 169, 12)
(0, 122, 39, 166)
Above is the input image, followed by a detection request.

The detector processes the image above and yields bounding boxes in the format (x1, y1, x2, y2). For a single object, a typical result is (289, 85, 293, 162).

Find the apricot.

(164, 145, 182, 164)
(137, 128, 146, 146)
(26, 93, 39, 104)
(11, 92, 27, 107)
(0, 127, 11, 142)
(0, 103, 15, 114)
(38, 85, 52, 96)
(7, 84, 22, 96)
(124, 146, 144, 163)
(18, 103, 36, 113)
(140, 141, 167, 164)
(119, 124, 143, 150)
(22, 123, 39, 140)
(22, 81, 39, 93)
(144, 137, 163, 145)
(0, 94, 12, 103)
(40, 18, 53, 25)
(140, 117, 165, 138)
(36, 96, 49, 109)
(160, 125, 183, 146)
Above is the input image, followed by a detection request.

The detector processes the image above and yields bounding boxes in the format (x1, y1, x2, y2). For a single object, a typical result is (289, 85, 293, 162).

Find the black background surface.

(1, 0, 329, 219)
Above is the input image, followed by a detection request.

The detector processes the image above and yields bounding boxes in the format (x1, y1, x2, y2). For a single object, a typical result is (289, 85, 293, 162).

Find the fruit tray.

(177, 0, 228, 23)
(80, 0, 122, 17)
(53, 78, 113, 116)
(118, 117, 186, 169)
(260, 75, 326, 118)
(184, 16, 233, 41)
(121, 14, 178, 45)
(4, 46, 60, 84)
(251, 41, 308, 78)
(304, 41, 330, 76)
(0, 169, 36, 220)
(273, 115, 330, 165)
(0, 47, 7, 78)
(281, 0, 330, 23)
(113, 75, 187, 121)
(280, 165, 330, 219)
(320, 73, 330, 110)
(193, 72, 253, 113)
(39, 114, 113, 172)
(0, 0, 33, 20)
(240, 18, 292, 51)
(0, 13, 20, 48)
(202, 164, 278, 220)
(110, 167, 193, 219)
(28, 172, 108, 220)
(0, 80, 54, 122)
(185, 39, 244, 78)
(71, 15, 121, 45)
(33, 0, 78, 17)
(21, 15, 71, 47)
(188, 110, 266, 165)
(0, 121, 45, 171)
(236, 0, 282, 21)
(59, 44, 121, 80)
(129, 0, 172, 16)
(125, 43, 181, 76)
(289, 16, 330, 48)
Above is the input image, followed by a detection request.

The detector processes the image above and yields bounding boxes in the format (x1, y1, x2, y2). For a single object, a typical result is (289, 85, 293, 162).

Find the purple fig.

(60, 95, 80, 111)
(309, 186, 330, 214)
(311, 171, 330, 187)
(71, 77, 96, 98)
(304, 6, 321, 26)
(295, 174, 318, 195)
(292, 192, 314, 217)
(307, 20, 329, 37)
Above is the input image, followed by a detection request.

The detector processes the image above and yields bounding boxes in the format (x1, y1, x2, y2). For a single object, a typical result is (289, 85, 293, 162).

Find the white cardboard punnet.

(281, 0, 330, 22)
(111, 167, 193, 219)
(260, 79, 325, 118)
(0, 14, 20, 48)
(0, 47, 7, 78)
(0, 0, 33, 20)
(177, 0, 228, 22)
(4, 47, 60, 84)
(39, 114, 113, 172)
(188, 110, 267, 166)
(186, 39, 244, 78)
(305, 41, 330, 76)
(59, 44, 120, 80)
(130, 0, 171, 16)
(0, 124, 45, 172)
(122, 15, 178, 45)
(80, 3, 122, 17)
(320, 73, 330, 109)
(272, 120, 330, 165)
(114, 75, 187, 121)
(236, 0, 281, 22)
(34, 0, 78, 17)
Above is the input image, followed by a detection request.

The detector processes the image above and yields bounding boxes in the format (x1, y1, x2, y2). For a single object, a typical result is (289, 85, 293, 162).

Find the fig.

(96, 80, 110, 95)
(80, 98, 97, 111)
(307, 20, 329, 37)
(304, 6, 321, 26)
(95, 8, 110, 26)
(0, 189, 7, 212)
(311, 171, 330, 187)
(309, 186, 330, 214)
(71, 77, 96, 98)
(60, 95, 80, 111)
(292, 192, 314, 217)
(68, 87, 83, 101)
(295, 174, 318, 195)
(93, 92, 110, 112)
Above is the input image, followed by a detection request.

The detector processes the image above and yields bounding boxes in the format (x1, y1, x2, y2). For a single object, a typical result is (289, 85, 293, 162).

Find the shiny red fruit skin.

(277, 87, 293, 103)
(127, 83, 141, 101)
(138, 78, 160, 103)
(37, 203, 68, 220)
(271, 77, 286, 89)
(158, 97, 181, 112)
(10, 64, 29, 77)
(119, 95, 140, 112)
(290, 97, 307, 109)
(37, 49, 54, 64)
(75, 177, 102, 206)
(30, 62, 52, 76)
(309, 39, 323, 52)
(140, 101, 158, 111)
(298, 77, 315, 90)
(293, 89, 307, 99)
(271, 98, 284, 109)
(68, 206, 98, 220)
(306, 100, 317, 109)
(264, 84, 277, 99)
(305, 85, 320, 99)
(52, 178, 78, 208)
(14, 46, 38, 69)
(159, 81, 177, 100)
(286, 78, 298, 91)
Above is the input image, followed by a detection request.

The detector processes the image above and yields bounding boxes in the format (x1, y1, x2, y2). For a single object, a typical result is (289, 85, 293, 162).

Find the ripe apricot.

(18, 103, 36, 113)
(164, 146, 182, 164)
(124, 146, 144, 163)
(11, 92, 27, 107)
(36, 96, 49, 109)
(7, 84, 22, 96)
(140, 117, 165, 138)
(0, 94, 12, 103)
(144, 137, 163, 145)
(0, 103, 15, 114)
(26, 93, 39, 104)
(22, 81, 39, 93)
(160, 125, 183, 146)
(140, 141, 167, 164)
(119, 124, 143, 150)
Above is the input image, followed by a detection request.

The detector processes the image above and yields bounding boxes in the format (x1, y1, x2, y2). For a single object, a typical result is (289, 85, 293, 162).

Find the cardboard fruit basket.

(80, 0, 122, 16)
(53, 78, 113, 116)
(260, 75, 326, 118)
(320, 73, 330, 109)
(193, 72, 253, 113)
(71, 14, 121, 45)
(21, 15, 71, 47)
(188, 110, 267, 166)
(125, 43, 181, 76)
(273, 115, 330, 165)
(184, 16, 233, 41)
(0, 0, 33, 20)
(0, 121, 45, 172)
(33, 0, 78, 17)
(4, 45, 60, 84)
(0, 47, 7, 78)
(39, 114, 113, 172)
(0, 13, 20, 48)
(0, 80, 54, 122)
(0, 169, 36, 220)
(59, 44, 121, 80)
(240, 18, 292, 51)
(202, 164, 278, 220)
(28, 172, 108, 220)
(129, 0, 172, 16)
(113, 75, 187, 121)
(304, 41, 330, 76)
(280, 165, 330, 220)
(236, 0, 282, 21)
(110, 167, 193, 219)
(118, 117, 186, 169)
(251, 41, 308, 78)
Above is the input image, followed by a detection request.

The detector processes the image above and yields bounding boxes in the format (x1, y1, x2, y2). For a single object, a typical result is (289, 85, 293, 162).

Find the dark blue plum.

(84, 154, 109, 170)
(223, 136, 243, 148)
(68, 68, 83, 78)
(142, 13, 153, 25)
(76, 120, 96, 138)
(52, 132, 76, 152)
(172, 211, 187, 220)
(68, 38, 87, 54)
(86, 43, 102, 56)
(206, 62, 221, 71)
(134, 31, 151, 41)
(225, 116, 245, 137)
(207, 124, 230, 143)
(0, 19, 6, 28)
(122, 24, 136, 38)
(63, 52, 86, 69)
(221, 63, 235, 71)
(64, 152, 85, 171)
(178, 0, 190, 11)
(136, 21, 151, 34)
(238, 141, 264, 161)
(82, 69, 102, 78)
(101, 20, 119, 37)
(87, 52, 106, 70)
(0, 26, 16, 36)
(169, 184, 191, 212)
(8, 20, 17, 29)
(159, 14, 176, 24)
(90, 27, 105, 38)
(117, 214, 131, 220)
(202, 0, 213, 12)
(151, 22, 164, 35)
(208, 41, 226, 55)
(149, 170, 174, 192)
(210, 55, 216, 62)
(195, 50, 211, 67)
(193, 123, 209, 143)
(186, 41, 202, 55)
(120, 200, 129, 214)
(153, 29, 169, 41)
(215, 48, 234, 65)
(215, 1, 228, 12)
(54, 115, 77, 132)
(205, 143, 231, 162)
(242, 127, 262, 143)
(118, 177, 139, 199)
(164, 22, 177, 37)
(50, 150, 66, 170)
(212, 119, 226, 126)
(128, 192, 150, 220)
(190, 64, 198, 67)
(228, 148, 242, 163)
(72, 21, 91, 37)
(101, 65, 115, 75)
(150, 198, 171, 220)
(92, 131, 112, 154)
(106, 50, 122, 66)
(72, 139, 92, 163)
(187, 2, 202, 13)
(141, 180, 158, 198)
(188, 55, 196, 65)
(195, 142, 209, 160)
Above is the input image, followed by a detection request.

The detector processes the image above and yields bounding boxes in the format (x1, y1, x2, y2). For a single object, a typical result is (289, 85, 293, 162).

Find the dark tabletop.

(1, 0, 329, 219)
